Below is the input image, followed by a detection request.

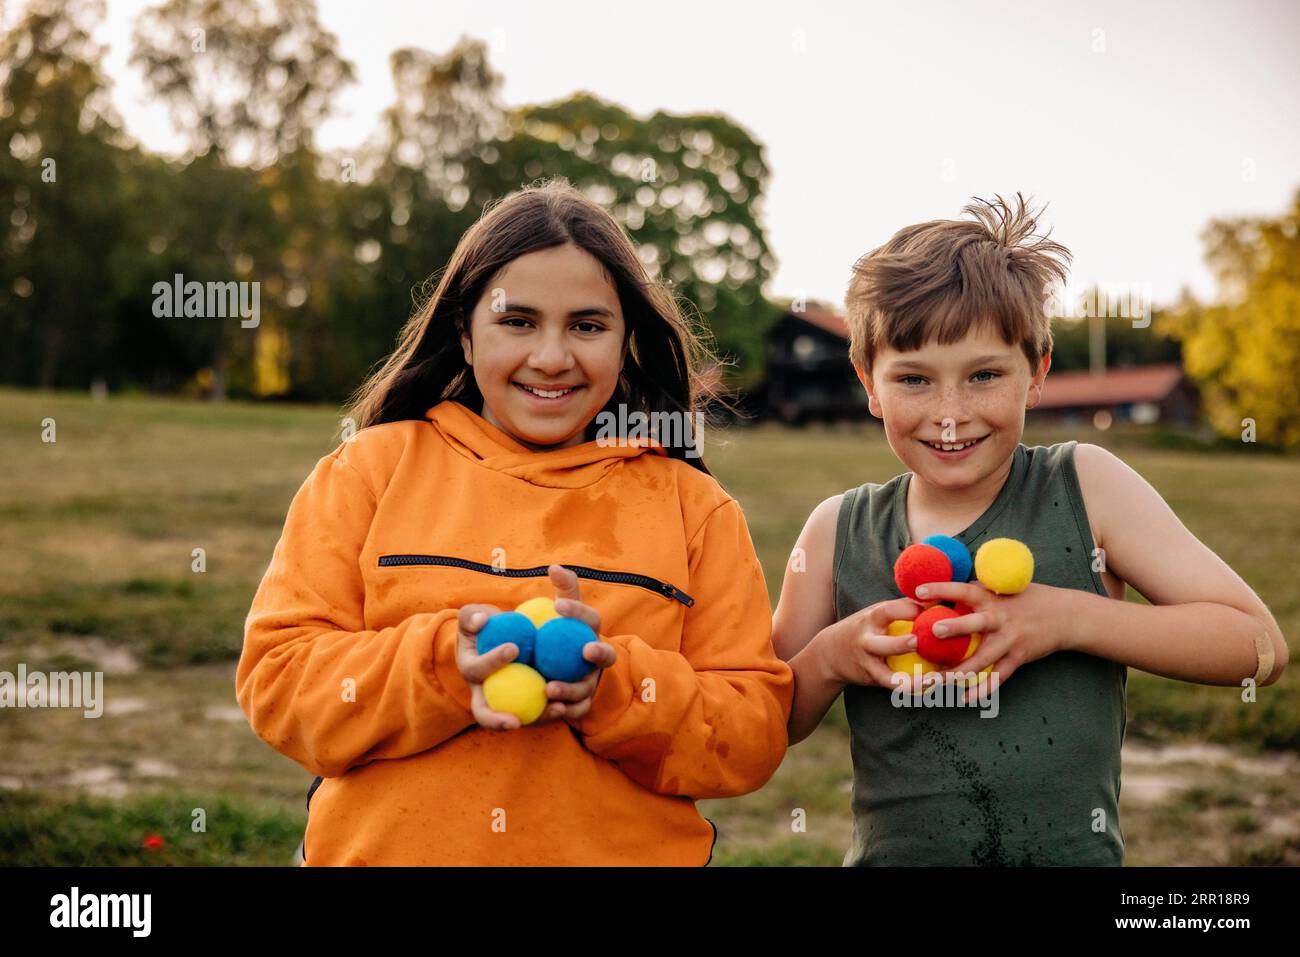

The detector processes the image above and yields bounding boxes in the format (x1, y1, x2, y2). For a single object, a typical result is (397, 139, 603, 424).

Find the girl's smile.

(461, 243, 626, 451)
(513, 381, 585, 401)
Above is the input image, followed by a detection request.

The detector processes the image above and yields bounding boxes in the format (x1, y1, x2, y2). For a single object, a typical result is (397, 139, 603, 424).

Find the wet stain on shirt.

(917, 718, 1009, 866)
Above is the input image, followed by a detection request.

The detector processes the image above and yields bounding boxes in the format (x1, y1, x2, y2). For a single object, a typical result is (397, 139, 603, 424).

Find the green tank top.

(833, 441, 1127, 866)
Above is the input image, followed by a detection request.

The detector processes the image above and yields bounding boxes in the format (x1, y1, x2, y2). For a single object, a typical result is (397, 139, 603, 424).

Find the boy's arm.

(1063, 443, 1287, 685)
(772, 495, 850, 745)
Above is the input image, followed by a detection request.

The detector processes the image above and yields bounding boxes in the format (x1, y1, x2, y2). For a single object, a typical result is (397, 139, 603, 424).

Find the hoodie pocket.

(377, 554, 695, 607)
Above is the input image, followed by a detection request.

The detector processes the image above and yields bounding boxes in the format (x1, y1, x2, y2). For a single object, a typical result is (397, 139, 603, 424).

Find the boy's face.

(461, 243, 627, 451)
(859, 324, 1050, 493)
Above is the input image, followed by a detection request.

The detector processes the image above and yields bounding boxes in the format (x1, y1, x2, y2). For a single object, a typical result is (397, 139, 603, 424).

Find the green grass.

(0, 788, 303, 866)
(1, 387, 1297, 866)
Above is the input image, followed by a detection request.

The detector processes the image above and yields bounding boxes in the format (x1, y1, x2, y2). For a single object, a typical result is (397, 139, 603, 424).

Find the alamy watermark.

(0, 664, 103, 718)
(50, 886, 150, 937)
(152, 273, 260, 328)
(890, 669, 999, 718)
(594, 405, 705, 459)
(1044, 282, 1152, 328)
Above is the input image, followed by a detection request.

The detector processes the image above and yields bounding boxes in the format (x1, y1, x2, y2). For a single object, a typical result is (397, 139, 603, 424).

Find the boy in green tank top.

(773, 194, 1288, 866)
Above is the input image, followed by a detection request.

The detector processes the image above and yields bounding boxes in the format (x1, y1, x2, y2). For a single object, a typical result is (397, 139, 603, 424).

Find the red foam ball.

(913, 606, 970, 668)
(894, 544, 954, 601)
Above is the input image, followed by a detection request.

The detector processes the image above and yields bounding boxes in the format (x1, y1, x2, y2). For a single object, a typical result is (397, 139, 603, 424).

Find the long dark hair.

(344, 178, 728, 474)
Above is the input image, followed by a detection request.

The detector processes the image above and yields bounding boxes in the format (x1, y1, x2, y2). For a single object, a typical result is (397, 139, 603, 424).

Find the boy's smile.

(461, 243, 626, 451)
(861, 324, 1050, 503)
(918, 433, 991, 458)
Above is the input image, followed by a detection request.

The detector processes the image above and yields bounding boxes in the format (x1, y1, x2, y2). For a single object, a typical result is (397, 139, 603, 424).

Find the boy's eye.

(972, 370, 1001, 382)
(501, 316, 532, 328)
(899, 374, 927, 386)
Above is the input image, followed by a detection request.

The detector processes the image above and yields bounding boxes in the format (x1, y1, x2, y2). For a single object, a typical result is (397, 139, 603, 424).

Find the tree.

(370, 39, 780, 390)
(377, 39, 505, 200)
(130, 0, 355, 398)
(483, 93, 779, 389)
(0, 0, 128, 389)
(1161, 189, 1300, 449)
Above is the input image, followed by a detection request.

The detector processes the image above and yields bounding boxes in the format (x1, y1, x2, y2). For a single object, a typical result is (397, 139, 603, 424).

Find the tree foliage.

(1161, 191, 1300, 448)
(0, 7, 788, 401)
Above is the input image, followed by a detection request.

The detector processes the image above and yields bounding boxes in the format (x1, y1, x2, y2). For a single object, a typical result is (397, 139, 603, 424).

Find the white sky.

(61, 0, 1300, 308)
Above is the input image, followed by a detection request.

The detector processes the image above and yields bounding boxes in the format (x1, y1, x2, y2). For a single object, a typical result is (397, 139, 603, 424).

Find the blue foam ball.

(921, 534, 973, 582)
(534, 618, 598, 683)
(475, 612, 536, 666)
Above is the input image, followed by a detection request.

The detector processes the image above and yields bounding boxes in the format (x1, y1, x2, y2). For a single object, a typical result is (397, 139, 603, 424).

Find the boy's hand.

(456, 604, 569, 730)
(818, 596, 924, 689)
(547, 564, 617, 725)
(913, 580, 1065, 701)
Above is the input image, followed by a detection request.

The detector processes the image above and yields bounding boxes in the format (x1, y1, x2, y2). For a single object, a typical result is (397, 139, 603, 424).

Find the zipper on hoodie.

(377, 554, 696, 607)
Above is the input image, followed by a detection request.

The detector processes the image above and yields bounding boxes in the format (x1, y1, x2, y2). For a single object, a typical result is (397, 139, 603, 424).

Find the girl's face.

(861, 324, 1050, 495)
(461, 243, 627, 451)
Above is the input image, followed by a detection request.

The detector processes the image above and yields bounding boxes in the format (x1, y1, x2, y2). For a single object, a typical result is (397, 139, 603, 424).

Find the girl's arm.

(236, 445, 477, 779)
(567, 498, 794, 799)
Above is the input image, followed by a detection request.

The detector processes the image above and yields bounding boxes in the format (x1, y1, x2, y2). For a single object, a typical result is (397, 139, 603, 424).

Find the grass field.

(1, 387, 1297, 865)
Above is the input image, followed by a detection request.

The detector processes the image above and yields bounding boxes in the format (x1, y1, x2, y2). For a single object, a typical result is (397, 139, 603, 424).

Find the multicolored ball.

(894, 543, 953, 602)
(483, 663, 548, 725)
(954, 635, 995, 687)
(913, 606, 971, 668)
(515, 596, 560, 628)
(886, 651, 939, 679)
(534, 617, 599, 683)
(475, 611, 536, 666)
(921, 534, 973, 583)
(974, 538, 1034, 594)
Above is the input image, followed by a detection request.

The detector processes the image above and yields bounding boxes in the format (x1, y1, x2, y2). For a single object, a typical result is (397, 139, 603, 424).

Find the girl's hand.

(913, 581, 1065, 702)
(817, 596, 923, 689)
(546, 564, 617, 724)
(455, 604, 569, 730)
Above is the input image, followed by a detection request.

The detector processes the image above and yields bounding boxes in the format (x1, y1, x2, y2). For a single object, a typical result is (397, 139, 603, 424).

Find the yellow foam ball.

(515, 597, 559, 628)
(483, 663, 548, 725)
(886, 651, 937, 676)
(955, 634, 994, 687)
(975, 538, 1034, 594)
(886, 651, 940, 698)
(886, 621, 933, 692)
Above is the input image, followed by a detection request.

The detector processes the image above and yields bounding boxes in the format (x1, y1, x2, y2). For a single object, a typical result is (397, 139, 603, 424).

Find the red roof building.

(758, 304, 1198, 427)
(1033, 362, 1198, 425)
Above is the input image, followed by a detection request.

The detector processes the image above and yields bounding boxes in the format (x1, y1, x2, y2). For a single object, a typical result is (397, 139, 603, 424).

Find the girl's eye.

(500, 317, 606, 332)
(972, 370, 1001, 382)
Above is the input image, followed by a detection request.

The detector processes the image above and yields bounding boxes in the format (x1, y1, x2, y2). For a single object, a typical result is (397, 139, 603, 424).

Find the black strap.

(302, 776, 324, 865)
(306, 775, 324, 810)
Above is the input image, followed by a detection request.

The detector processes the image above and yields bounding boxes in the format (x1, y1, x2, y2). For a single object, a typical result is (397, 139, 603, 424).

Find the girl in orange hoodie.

(236, 179, 793, 866)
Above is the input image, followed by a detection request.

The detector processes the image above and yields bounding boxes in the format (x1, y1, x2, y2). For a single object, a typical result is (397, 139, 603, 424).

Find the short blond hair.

(845, 193, 1071, 373)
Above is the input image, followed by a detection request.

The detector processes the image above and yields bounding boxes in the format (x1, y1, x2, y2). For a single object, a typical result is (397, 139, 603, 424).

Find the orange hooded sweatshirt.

(236, 400, 793, 865)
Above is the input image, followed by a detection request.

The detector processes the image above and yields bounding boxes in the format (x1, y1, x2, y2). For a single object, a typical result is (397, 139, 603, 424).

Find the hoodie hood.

(425, 400, 667, 489)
